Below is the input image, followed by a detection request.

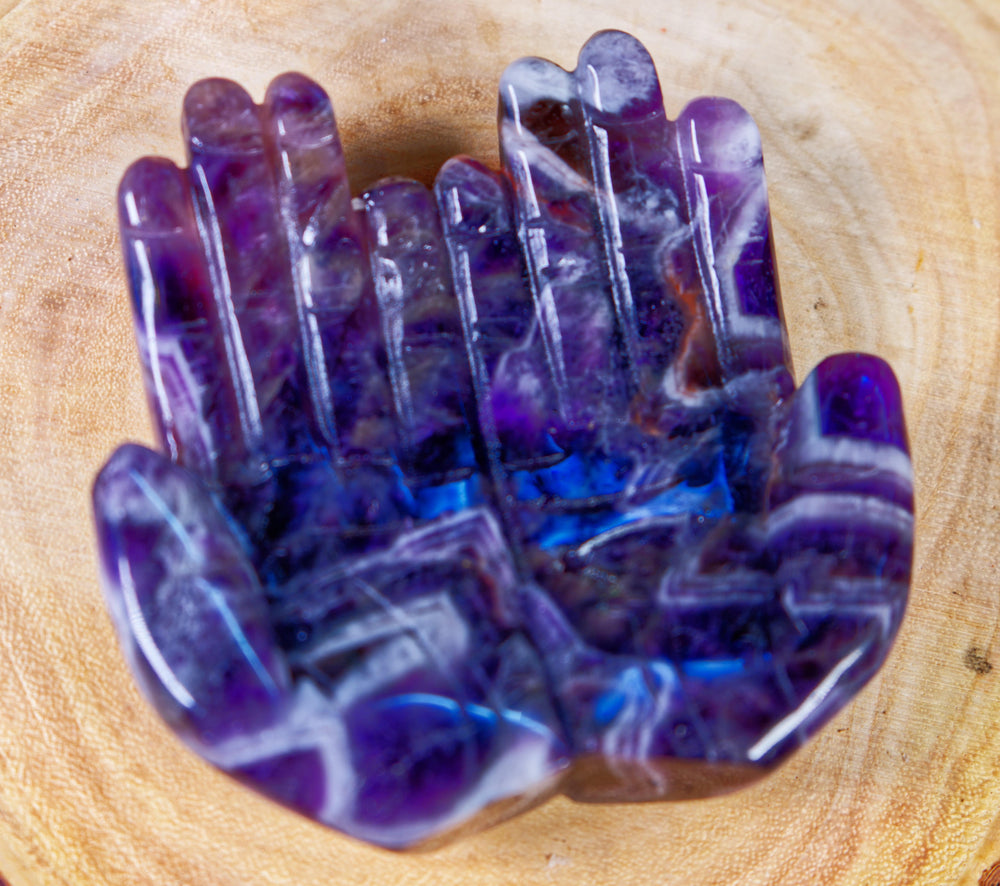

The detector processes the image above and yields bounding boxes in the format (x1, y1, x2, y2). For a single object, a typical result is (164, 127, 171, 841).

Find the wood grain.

(1, 0, 998, 883)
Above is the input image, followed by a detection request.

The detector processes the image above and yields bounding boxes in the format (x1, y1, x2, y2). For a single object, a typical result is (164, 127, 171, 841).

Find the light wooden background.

(1, 0, 998, 883)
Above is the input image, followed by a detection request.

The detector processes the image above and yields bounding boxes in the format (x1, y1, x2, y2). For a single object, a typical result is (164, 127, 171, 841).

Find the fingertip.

(265, 71, 331, 114)
(93, 443, 187, 527)
(434, 154, 476, 190)
(576, 30, 663, 119)
(362, 175, 437, 228)
(118, 157, 191, 233)
(434, 156, 513, 238)
(93, 444, 178, 594)
(94, 442, 158, 504)
(183, 78, 262, 153)
(499, 56, 574, 130)
(770, 352, 912, 512)
(678, 97, 763, 171)
(811, 353, 908, 451)
(264, 72, 337, 144)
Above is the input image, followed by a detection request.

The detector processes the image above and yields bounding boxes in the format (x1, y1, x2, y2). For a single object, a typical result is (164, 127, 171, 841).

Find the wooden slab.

(1, 0, 999, 883)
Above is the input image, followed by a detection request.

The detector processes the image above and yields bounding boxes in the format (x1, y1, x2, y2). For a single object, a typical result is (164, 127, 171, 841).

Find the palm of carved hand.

(95, 32, 912, 850)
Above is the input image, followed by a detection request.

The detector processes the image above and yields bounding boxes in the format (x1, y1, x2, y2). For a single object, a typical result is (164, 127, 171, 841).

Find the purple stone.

(94, 30, 913, 848)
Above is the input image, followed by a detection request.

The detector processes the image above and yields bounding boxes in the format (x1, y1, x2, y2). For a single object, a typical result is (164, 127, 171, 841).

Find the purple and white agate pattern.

(94, 32, 913, 849)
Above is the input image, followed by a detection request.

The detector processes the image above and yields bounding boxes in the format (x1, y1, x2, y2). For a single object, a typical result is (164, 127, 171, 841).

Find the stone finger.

(183, 78, 319, 465)
(499, 54, 628, 433)
(117, 157, 248, 481)
(576, 30, 716, 404)
(676, 97, 791, 378)
(361, 177, 482, 513)
(263, 73, 397, 462)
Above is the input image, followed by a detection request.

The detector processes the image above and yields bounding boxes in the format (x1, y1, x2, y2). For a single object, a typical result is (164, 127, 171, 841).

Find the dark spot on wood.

(476, 17, 500, 49)
(965, 645, 993, 675)
(813, 298, 826, 311)
(794, 116, 820, 142)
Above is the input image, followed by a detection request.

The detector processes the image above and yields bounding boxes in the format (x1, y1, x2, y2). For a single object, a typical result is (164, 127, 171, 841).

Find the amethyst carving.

(94, 31, 913, 849)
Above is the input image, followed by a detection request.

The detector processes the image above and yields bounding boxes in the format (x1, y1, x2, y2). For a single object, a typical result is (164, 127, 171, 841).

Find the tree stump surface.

(1, 1, 998, 883)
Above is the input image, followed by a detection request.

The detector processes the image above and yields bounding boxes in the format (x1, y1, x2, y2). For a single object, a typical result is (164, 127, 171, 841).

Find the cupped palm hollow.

(94, 30, 913, 850)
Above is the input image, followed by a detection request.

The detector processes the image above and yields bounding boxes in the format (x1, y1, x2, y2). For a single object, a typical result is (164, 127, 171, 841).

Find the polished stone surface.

(95, 31, 913, 848)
